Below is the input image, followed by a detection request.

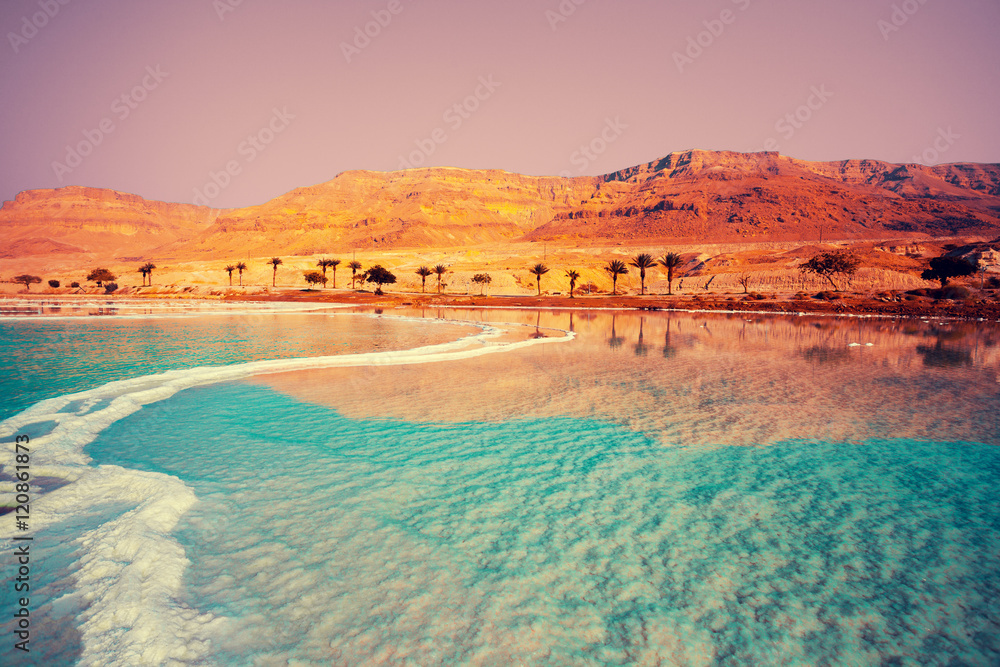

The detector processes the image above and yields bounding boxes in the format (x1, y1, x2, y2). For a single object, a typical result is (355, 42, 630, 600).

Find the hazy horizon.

(2, 0, 999, 209)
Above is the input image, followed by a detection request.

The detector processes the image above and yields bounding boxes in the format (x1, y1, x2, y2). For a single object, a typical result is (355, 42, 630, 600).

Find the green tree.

(318, 258, 341, 288)
(472, 273, 492, 295)
(565, 270, 581, 298)
(604, 260, 629, 295)
(268, 257, 283, 287)
(87, 268, 116, 287)
(529, 263, 549, 296)
(658, 252, 684, 295)
(303, 270, 327, 289)
(349, 260, 363, 289)
(235, 261, 247, 286)
(434, 264, 448, 294)
(630, 253, 656, 295)
(920, 256, 976, 288)
(13, 274, 41, 291)
(415, 266, 433, 292)
(364, 265, 396, 294)
(800, 252, 861, 291)
(225, 265, 236, 286)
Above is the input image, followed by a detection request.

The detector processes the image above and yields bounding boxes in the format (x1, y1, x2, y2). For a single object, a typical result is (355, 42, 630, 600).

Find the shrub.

(937, 285, 971, 300)
(104, 283, 118, 293)
(920, 256, 976, 288)
(70, 282, 80, 288)
(48, 279, 60, 288)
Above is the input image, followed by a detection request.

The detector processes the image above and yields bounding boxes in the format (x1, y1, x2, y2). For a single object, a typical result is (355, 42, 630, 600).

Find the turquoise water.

(0, 307, 469, 420)
(2, 305, 999, 665)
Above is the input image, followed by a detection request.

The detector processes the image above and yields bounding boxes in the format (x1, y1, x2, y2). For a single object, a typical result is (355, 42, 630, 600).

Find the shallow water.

(2, 303, 998, 665)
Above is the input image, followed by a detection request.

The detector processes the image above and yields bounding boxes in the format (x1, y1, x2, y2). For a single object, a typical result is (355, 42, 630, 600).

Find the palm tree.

(604, 260, 629, 295)
(137, 265, 148, 286)
(433, 264, 448, 294)
(415, 266, 433, 292)
(268, 257, 283, 287)
(225, 264, 236, 286)
(630, 253, 656, 295)
(658, 252, 684, 295)
(566, 270, 581, 298)
(349, 260, 362, 289)
(318, 258, 341, 288)
(139, 262, 156, 286)
(529, 263, 549, 296)
(235, 261, 247, 286)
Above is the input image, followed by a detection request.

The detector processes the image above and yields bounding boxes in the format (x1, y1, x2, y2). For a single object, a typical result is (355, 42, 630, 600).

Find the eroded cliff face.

(3, 151, 1000, 262)
(524, 150, 1000, 243)
(179, 168, 602, 257)
(0, 186, 221, 259)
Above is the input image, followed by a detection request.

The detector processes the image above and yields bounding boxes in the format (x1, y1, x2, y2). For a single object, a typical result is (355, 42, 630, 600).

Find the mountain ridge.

(3, 150, 999, 262)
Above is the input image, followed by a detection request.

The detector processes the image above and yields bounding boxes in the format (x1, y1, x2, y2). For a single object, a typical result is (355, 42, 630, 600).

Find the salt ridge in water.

(0, 317, 572, 666)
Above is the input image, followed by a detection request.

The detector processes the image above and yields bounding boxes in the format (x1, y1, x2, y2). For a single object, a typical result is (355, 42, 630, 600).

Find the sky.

(1, 0, 998, 209)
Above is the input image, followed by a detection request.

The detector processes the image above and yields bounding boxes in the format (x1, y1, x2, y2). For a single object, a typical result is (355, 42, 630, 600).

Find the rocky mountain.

(3, 151, 999, 262)
(0, 186, 220, 260)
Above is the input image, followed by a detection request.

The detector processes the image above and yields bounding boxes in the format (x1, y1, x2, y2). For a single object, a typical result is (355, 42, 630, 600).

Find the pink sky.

(1, 0, 998, 209)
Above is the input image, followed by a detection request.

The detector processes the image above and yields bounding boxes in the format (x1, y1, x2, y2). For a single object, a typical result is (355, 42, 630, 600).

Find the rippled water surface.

(2, 304, 998, 665)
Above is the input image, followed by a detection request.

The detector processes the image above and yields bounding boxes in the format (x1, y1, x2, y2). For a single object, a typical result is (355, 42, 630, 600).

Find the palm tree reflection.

(634, 317, 649, 356)
(608, 314, 625, 350)
(663, 316, 676, 358)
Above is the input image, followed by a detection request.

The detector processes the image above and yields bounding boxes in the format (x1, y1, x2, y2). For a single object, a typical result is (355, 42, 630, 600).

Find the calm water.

(2, 302, 999, 665)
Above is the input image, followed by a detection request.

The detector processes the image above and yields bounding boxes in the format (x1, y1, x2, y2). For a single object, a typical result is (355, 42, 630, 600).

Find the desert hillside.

(2, 150, 1000, 267)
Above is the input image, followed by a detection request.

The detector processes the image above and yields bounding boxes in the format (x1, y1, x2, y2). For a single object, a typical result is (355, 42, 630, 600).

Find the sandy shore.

(213, 288, 1000, 320)
(3, 285, 999, 319)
